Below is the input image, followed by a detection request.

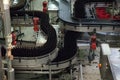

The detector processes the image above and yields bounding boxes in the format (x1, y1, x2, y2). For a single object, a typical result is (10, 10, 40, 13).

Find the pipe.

(0, 46, 3, 80)
(0, 16, 3, 32)
(79, 64, 83, 80)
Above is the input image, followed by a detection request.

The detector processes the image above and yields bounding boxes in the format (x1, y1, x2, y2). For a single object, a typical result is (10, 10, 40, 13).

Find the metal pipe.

(0, 45, 3, 80)
(7, 68, 15, 80)
(2, 0, 15, 80)
(49, 64, 52, 80)
(112, 2, 115, 19)
(0, 1, 5, 80)
(70, 67, 73, 80)
(79, 64, 83, 80)
(3, 0, 11, 37)
(49, 54, 52, 80)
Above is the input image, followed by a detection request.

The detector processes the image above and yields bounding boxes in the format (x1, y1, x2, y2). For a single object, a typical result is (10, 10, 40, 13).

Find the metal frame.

(12, 48, 58, 69)
(15, 55, 77, 74)
(108, 48, 120, 80)
(64, 24, 120, 32)
(0, 0, 15, 80)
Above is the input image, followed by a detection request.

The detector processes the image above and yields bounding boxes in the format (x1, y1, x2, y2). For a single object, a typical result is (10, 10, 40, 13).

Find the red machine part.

(11, 32, 17, 45)
(96, 7, 111, 19)
(33, 17, 39, 32)
(113, 15, 120, 20)
(91, 43, 96, 50)
(91, 35, 96, 42)
(90, 35, 96, 50)
(96, 7, 120, 20)
(43, 7, 48, 13)
(42, 1, 48, 13)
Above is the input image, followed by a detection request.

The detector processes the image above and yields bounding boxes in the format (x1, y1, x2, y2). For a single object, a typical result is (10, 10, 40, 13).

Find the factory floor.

(71, 47, 101, 80)
(15, 48, 101, 80)
(82, 48, 101, 80)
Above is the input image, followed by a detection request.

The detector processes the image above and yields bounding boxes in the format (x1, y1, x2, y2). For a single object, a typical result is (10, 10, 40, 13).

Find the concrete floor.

(87, 48, 101, 80)
(82, 55, 101, 80)
(73, 48, 101, 80)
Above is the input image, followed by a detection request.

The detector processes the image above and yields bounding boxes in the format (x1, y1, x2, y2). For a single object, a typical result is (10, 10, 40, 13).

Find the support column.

(3, 0, 11, 37)
(49, 53, 52, 80)
(0, 46, 3, 80)
(2, 0, 15, 80)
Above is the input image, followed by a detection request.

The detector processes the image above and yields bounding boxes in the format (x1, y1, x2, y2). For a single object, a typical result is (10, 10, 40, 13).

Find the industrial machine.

(0, 0, 120, 80)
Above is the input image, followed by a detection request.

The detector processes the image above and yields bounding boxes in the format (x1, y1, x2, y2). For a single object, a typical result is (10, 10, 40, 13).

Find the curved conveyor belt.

(2, 11, 57, 57)
(52, 31, 79, 63)
(10, 0, 27, 11)
(2, 0, 79, 65)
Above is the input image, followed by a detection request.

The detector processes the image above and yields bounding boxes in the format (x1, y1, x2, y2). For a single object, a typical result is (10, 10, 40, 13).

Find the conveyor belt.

(1, 11, 57, 57)
(10, 0, 27, 11)
(52, 31, 79, 62)
(1, 0, 79, 64)
(58, 0, 120, 26)
(10, 11, 80, 62)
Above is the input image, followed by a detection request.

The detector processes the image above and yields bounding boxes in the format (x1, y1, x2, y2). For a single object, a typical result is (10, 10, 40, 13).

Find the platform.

(108, 48, 120, 80)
